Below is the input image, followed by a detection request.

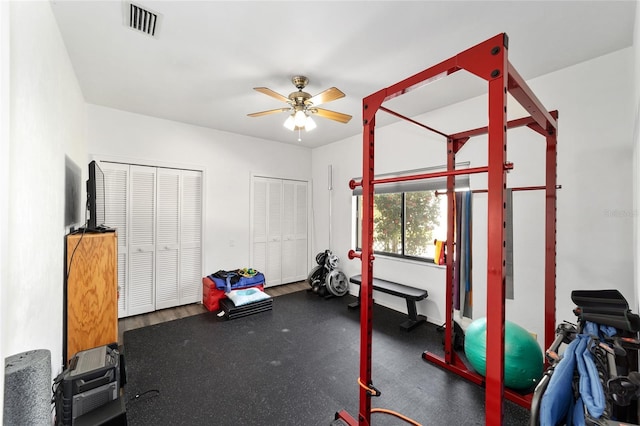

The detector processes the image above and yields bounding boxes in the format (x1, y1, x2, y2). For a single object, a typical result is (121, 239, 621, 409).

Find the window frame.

(354, 189, 445, 263)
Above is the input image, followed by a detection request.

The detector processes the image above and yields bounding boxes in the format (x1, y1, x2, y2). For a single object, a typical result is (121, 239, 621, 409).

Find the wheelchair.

(531, 290, 640, 425)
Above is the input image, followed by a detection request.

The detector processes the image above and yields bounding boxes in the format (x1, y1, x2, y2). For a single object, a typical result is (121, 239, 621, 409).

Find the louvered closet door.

(102, 163, 130, 317)
(251, 177, 308, 287)
(266, 179, 282, 287)
(293, 181, 308, 280)
(155, 168, 180, 310)
(180, 170, 202, 304)
(252, 179, 268, 278)
(282, 180, 308, 283)
(281, 181, 297, 283)
(128, 165, 156, 316)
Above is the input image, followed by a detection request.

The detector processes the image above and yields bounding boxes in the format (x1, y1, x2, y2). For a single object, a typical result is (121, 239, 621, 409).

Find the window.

(352, 164, 469, 262)
(355, 190, 447, 261)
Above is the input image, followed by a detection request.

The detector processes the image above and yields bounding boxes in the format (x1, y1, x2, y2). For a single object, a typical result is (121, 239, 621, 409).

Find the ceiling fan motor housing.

(291, 75, 309, 90)
(289, 91, 312, 106)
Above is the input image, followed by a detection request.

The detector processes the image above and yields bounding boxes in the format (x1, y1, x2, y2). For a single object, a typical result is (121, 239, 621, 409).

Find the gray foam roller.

(4, 349, 51, 425)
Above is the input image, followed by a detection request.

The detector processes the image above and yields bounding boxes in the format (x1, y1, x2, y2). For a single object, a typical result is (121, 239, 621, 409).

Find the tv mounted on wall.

(86, 160, 108, 231)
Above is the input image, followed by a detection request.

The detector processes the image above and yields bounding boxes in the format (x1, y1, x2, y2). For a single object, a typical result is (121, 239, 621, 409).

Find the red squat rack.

(336, 33, 558, 425)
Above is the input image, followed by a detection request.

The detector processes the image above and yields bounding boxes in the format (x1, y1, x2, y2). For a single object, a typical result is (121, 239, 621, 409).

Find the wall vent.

(124, 2, 161, 38)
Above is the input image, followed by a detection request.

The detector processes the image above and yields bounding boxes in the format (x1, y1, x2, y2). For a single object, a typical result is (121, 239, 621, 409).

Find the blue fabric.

(208, 273, 265, 292)
(540, 338, 579, 425)
(583, 321, 617, 340)
(540, 333, 607, 425)
(573, 397, 584, 425)
(575, 335, 605, 419)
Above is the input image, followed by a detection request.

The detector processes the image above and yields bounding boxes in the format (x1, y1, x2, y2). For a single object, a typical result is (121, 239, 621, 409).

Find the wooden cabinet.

(65, 231, 118, 364)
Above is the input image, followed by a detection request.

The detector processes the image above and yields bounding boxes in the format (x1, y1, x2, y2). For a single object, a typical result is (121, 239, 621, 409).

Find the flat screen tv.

(87, 160, 106, 231)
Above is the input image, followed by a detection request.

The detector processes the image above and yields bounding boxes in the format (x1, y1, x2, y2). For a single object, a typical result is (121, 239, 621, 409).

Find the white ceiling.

(50, 1, 637, 149)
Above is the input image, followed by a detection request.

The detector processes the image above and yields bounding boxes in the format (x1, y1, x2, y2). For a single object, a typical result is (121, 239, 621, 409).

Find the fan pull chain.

(298, 128, 302, 142)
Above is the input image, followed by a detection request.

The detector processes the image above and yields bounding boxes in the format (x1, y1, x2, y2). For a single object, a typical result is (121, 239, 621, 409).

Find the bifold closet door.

(155, 168, 180, 310)
(251, 177, 308, 287)
(103, 163, 129, 318)
(104, 162, 202, 318)
(251, 177, 282, 287)
(252, 179, 268, 283)
(156, 168, 202, 308)
(281, 181, 308, 283)
(179, 170, 202, 304)
(128, 165, 156, 316)
(104, 162, 155, 317)
(293, 181, 308, 280)
(266, 180, 283, 286)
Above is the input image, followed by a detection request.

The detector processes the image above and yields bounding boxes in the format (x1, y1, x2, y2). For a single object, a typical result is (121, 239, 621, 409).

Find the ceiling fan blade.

(253, 87, 290, 103)
(306, 87, 345, 106)
(247, 107, 291, 117)
(312, 108, 352, 124)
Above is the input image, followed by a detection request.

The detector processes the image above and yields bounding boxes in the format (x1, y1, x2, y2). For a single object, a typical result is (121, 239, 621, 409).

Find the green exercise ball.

(464, 317, 543, 390)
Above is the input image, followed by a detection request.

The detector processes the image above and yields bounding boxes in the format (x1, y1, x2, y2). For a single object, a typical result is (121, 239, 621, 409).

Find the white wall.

(4, 0, 87, 389)
(86, 105, 312, 274)
(0, 1, 9, 422)
(312, 47, 635, 346)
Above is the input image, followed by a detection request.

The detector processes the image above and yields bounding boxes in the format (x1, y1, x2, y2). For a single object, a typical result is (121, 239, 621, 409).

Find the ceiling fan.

(247, 76, 352, 135)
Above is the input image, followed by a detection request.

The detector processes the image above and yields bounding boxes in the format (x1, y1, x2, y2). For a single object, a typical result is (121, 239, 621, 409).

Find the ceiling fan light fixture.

(294, 110, 307, 128)
(305, 116, 316, 131)
(283, 115, 296, 131)
(251, 75, 351, 137)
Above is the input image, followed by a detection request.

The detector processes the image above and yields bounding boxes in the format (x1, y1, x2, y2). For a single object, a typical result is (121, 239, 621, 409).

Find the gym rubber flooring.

(122, 290, 530, 425)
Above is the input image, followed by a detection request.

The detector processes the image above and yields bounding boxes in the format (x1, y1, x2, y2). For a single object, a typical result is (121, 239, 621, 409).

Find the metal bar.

(373, 166, 489, 186)
(423, 353, 533, 410)
(358, 125, 375, 425)
(504, 390, 533, 409)
(544, 126, 558, 352)
(338, 87, 388, 426)
(507, 61, 557, 132)
(379, 106, 450, 139)
(444, 139, 456, 363)
(335, 410, 358, 425)
(526, 111, 559, 138)
(450, 115, 543, 141)
(467, 184, 562, 194)
(484, 48, 508, 426)
(381, 57, 460, 103)
(357, 104, 377, 426)
(422, 352, 485, 385)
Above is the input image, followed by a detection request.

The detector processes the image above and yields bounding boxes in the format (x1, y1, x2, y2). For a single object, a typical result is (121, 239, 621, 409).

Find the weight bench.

(348, 274, 428, 331)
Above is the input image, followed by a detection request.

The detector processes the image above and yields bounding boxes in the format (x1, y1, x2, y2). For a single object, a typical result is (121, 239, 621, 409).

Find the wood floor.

(117, 280, 308, 345)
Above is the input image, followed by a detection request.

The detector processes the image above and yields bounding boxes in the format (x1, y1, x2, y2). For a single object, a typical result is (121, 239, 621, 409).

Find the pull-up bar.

(348, 165, 500, 190)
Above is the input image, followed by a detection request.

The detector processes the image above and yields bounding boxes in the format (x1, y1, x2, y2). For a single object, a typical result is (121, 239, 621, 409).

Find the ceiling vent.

(124, 2, 161, 38)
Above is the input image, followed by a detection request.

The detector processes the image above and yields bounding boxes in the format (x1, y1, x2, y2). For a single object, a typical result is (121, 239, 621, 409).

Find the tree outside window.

(356, 190, 444, 261)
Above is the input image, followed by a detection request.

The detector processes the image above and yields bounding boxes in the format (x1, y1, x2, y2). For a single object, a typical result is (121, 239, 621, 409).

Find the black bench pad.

(348, 274, 428, 331)
(219, 298, 273, 320)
